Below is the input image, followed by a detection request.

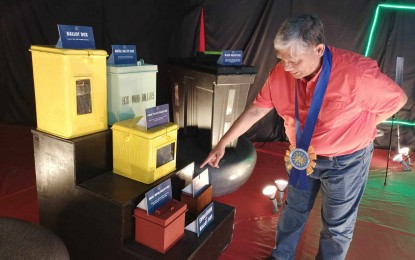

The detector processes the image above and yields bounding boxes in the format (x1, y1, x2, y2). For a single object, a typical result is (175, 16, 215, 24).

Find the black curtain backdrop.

(1, 0, 414, 148)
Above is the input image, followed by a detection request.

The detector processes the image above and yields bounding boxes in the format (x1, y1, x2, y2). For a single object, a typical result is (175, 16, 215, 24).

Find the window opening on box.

(76, 79, 92, 115)
(156, 143, 175, 168)
(226, 89, 236, 116)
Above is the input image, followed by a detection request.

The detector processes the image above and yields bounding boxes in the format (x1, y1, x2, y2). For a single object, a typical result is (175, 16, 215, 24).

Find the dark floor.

(1, 123, 414, 259)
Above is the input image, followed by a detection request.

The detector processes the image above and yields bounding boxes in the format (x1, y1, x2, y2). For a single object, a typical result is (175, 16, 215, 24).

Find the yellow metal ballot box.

(112, 117, 178, 184)
(30, 45, 108, 138)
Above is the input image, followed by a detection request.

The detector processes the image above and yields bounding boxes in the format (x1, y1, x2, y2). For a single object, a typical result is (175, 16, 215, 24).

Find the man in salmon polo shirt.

(200, 13, 407, 260)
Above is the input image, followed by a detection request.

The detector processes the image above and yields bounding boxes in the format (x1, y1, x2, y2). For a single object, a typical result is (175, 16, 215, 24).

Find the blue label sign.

(197, 202, 214, 237)
(217, 50, 243, 66)
(56, 24, 95, 49)
(107, 45, 137, 65)
(145, 104, 170, 129)
(146, 179, 172, 215)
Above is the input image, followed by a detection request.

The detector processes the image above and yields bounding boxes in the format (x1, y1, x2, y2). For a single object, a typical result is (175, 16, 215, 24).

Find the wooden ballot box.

(134, 200, 187, 253)
(181, 184, 212, 219)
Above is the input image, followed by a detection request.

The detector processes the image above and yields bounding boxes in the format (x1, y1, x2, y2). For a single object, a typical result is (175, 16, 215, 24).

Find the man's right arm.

(200, 104, 272, 168)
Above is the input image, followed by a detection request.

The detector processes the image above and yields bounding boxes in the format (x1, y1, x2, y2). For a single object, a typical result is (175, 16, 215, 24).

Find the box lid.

(111, 117, 178, 139)
(107, 63, 158, 74)
(29, 45, 108, 56)
(168, 58, 257, 75)
(134, 199, 187, 226)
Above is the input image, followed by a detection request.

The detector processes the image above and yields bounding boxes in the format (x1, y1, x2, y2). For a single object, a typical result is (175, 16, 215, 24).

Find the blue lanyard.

(289, 46, 332, 189)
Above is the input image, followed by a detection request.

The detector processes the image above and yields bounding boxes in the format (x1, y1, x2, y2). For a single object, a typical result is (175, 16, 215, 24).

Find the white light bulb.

(262, 185, 278, 213)
(393, 153, 403, 163)
(399, 147, 409, 156)
(275, 180, 288, 191)
(262, 185, 277, 199)
(275, 179, 288, 206)
(393, 153, 411, 171)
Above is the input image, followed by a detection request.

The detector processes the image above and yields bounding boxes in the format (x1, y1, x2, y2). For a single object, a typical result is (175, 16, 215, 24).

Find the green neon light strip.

(364, 3, 415, 126)
(383, 120, 415, 126)
(364, 3, 415, 57)
(380, 4, 415, 9)
(364, 5, 380, 57)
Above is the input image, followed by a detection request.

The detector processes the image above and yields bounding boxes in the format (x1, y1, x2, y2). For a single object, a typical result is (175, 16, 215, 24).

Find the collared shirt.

(254, 46, 405, 156)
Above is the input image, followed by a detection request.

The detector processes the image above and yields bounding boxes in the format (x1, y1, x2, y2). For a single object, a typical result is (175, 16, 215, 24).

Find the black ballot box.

(168, 59, 256, 150)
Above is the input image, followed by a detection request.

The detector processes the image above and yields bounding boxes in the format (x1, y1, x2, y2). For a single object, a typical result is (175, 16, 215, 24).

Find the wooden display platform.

(32, 129, 235, 259)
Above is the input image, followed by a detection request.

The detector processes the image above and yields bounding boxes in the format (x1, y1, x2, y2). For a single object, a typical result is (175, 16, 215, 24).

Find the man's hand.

(200, 144, 226, 168)
(199, 104, 272, 168)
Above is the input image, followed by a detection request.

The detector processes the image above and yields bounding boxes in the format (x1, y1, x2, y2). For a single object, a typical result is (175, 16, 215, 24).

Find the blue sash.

(289, 46, 332, 189)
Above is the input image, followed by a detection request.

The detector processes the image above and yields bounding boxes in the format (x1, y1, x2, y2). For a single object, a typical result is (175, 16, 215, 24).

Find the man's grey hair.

(274, 14, 325, 57)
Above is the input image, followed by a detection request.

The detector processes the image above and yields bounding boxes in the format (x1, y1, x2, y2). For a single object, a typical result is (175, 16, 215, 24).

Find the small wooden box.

(134, 199, 187, 253)
(181, 184, 212, 218)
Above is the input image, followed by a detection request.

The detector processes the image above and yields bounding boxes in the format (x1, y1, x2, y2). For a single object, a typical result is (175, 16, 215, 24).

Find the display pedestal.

(32, 129, 235, 259)
(177, 133, 257, 197)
